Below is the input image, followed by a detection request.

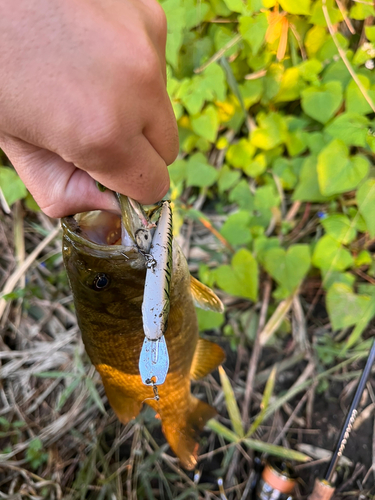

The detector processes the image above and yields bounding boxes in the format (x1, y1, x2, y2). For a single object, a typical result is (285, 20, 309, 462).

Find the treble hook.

(142, 376, 160, 403)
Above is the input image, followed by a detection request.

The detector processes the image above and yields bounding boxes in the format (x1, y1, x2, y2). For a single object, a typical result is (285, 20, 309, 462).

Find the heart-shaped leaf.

(215, 249, 258, 301)
(263, 245, 311, 294)
(191, 105, 219, 143)
(326, 283, 373, 330)
(312, 235, 353, 271)
(317, 139, 369, 196)
(301, 81, 343, 124)
(0, 167, 27, 206)
(186, 153, 218, 188)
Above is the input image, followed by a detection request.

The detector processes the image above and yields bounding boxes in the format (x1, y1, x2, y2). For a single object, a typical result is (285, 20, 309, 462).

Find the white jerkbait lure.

(138, 201, 172, 387)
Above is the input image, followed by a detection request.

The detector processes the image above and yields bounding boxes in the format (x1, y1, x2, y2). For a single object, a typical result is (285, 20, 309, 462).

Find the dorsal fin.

(190, 338, 226, 381)
(190, 275, 224, 313)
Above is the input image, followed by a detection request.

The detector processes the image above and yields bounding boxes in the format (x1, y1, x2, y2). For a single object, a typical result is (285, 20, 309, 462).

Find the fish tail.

(162, 396, 217, 470)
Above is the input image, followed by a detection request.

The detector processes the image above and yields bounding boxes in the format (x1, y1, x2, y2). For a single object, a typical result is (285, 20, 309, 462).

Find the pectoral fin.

(190, 338, 226, 381)
(162, 396, 217, 470)
(190, 275, 224, 313)
(103, 382, 141, 424)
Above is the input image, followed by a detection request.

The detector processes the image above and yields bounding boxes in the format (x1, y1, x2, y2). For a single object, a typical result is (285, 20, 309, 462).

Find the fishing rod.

(308, 337, 375, 500)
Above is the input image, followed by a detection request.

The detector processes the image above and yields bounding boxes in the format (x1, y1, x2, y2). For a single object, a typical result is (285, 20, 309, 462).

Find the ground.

(0, 206, 374, 500)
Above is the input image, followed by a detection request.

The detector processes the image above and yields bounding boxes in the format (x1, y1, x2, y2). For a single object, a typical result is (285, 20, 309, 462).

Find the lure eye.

(93, 273, 110, 290)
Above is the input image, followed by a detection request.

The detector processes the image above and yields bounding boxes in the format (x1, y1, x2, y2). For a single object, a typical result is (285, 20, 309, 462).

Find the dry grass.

(0, 203, 374, 499)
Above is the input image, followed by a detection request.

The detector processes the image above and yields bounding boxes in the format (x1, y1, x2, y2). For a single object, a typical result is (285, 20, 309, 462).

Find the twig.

(242, 278, 272, 427)
(259, 291, 296, 346)
(0, 186, 10, 214)
(335, 0, 355, 34)
(322, 0, 375, 113)
(194, 34, 242, 73)
(273, 389, 312, 445)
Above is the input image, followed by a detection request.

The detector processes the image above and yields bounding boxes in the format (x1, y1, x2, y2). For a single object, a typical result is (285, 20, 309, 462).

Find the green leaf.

(349, 2, 375, 20)
(186, 153, 218, 188)
(196, 309, 224, 331)
(228, 180, 254, 211)
(326, 283, 374, 331)
(226, 138, 256, 169)
(247, 366, 277, 436)
(0, 167, 27, 206)
(312, 235, 354, 271)
(254, 184, 280, 210)
(251, 112, 287, 150)
(324, 113, 369, 147)
(317, 140, 369, 196)
(220, 211, 252, 245)
(293, 156, 327, 202)
(263, 245, 311, 294)
(357, 179, 375, 237)
(219, 366, 244, 437)
(239, 13, 268, 55)
(254, 236, 281, 266)
(222, 0, 245, 13)
(244, 153, 267, 177)
(239, 79, 263, 109)
(305, 26, 328, 58)
(85, 377, 106, 415)
(321, 214, 356, 245)
(345, 76, 375, 115)
(215, 248, 258, 301)
(178, 64, 227, 115)
(365, 26, 375, 42)
(206, 421, 310, 462)
(273, 158, 297, 189)
(279, 0, 311, 15)
(301, 81, 343, 124)
(218, 165, 241, 193)
(310, 0, 343, 26)
(162, 0, 185, 69)
(298, 59, 323, 82)
(25, 438, 48, 470)
(274, 67, 306, 102)
(322, 271, 355, 291)
(169, 159, 187, 186)
(191, 105, 219, 142)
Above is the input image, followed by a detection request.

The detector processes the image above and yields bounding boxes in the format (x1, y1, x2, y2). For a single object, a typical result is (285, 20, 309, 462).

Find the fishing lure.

(139, 200, 172, 386)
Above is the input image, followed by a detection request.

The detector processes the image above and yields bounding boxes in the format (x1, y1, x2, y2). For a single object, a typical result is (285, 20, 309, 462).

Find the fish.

(61, 197, 226, 470)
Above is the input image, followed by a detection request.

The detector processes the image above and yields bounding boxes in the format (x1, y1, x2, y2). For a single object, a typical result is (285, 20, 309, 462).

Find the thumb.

(0, 138, 120, 218)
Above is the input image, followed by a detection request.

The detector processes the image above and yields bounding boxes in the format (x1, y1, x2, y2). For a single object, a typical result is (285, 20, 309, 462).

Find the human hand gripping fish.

(62, 193, 226, 469)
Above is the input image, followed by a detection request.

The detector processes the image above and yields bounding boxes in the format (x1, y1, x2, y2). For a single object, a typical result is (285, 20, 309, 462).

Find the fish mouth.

(61, 196, 156, 257)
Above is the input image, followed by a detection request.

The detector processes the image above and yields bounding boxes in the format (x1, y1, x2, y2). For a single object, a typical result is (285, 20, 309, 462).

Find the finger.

(142, 91, 179, 166)
(0, 137, 120, 218)
(74, 133, 170, 205)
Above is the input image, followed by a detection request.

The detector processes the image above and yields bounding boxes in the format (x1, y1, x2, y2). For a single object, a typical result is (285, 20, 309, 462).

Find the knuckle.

(68, 111, 120, 160)
(152, 3, 167, 36)
(135, 42, 161, 85)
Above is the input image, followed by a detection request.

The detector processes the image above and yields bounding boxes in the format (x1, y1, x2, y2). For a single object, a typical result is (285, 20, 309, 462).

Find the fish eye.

(93, 273, 110, 290)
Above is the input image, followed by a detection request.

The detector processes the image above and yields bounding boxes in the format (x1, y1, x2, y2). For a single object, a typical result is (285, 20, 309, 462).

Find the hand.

(0, 0, 178, 217)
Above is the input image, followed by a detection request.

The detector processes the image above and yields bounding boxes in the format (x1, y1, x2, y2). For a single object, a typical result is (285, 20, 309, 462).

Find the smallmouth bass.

(61, 199, 225, 469)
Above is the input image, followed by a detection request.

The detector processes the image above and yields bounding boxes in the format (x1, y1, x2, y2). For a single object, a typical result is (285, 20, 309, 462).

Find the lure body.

(141, 200, 172, 341)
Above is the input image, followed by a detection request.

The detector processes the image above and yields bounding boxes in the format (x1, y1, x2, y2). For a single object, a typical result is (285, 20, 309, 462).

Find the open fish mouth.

(61, 196, 157, 256)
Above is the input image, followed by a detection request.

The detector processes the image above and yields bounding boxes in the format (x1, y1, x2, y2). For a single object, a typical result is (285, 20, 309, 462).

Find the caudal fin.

(162, 396, 217, 470)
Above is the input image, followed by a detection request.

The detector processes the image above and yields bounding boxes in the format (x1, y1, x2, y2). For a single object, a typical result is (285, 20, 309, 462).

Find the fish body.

(62, 203, 225, 469)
